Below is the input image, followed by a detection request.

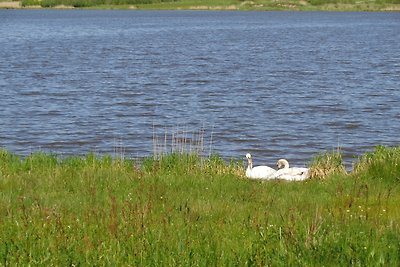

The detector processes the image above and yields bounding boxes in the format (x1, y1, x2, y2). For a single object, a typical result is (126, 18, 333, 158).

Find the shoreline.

(1, 1, 400, 11)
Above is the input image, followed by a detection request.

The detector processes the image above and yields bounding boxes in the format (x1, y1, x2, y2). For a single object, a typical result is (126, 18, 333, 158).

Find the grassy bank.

(0, 146, 399, 265)
(2, 0, 396, 10)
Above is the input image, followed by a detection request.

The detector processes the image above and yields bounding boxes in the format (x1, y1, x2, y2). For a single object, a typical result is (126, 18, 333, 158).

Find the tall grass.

(0, 146, 399, 265)
(353, 145, 400, 184)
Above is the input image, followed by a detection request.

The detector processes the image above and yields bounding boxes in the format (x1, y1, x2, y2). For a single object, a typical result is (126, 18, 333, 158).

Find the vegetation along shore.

(0, 0, 399, 10)
(0, 145, 399, 265)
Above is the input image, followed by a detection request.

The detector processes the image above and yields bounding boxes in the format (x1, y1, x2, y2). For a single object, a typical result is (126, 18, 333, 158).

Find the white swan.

(271, 159, 309, 181)
(245, 153, 276, 180)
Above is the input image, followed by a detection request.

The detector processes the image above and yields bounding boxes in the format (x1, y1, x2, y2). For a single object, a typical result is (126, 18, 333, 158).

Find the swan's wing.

(247, 166, 276, 179)
(270, 168, 285, 179)
(272, 167, 309, 181)
(290, 167, 309, 176)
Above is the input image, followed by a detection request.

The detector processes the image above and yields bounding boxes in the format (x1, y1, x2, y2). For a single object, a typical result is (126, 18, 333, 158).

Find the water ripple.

(0, 10, 399, 166)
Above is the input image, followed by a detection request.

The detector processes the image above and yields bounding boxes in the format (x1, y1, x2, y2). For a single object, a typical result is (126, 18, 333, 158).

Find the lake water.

(0, 10, 399, 167)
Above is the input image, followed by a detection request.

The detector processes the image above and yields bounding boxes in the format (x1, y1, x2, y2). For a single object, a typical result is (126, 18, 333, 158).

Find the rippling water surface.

(0, 10, 399, 166)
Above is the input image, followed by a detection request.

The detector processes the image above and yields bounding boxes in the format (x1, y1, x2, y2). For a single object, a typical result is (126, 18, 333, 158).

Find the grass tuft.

(308, 150, 347, 180)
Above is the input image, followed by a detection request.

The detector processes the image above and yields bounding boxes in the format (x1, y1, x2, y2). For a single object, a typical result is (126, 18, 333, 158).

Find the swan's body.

(245, 153, 276, 179)
(271, 159, 309, 181)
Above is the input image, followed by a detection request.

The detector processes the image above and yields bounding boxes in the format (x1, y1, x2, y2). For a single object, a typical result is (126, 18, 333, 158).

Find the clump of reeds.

(308, 150, 347, 180)
(150, 126, 210, 173)
(152, 126, 212, 159)
(148, 126, 245, 176)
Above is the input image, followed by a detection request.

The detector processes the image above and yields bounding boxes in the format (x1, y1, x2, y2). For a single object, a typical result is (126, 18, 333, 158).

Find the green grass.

(18, 0, 400, 11)
(0, 147, 400, 265)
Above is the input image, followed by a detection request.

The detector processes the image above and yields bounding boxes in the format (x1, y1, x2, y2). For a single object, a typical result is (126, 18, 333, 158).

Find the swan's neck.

(282, 163, 289, 169)
(278, 159, 290, 169)
(247, 158, 253, 170)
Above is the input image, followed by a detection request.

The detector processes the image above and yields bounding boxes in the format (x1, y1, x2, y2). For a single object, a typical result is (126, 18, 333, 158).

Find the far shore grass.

(1, 145, 399, 265)
(1, 0, 399, 11)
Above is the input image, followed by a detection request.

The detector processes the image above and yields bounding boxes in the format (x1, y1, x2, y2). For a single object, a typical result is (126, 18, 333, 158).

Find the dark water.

(1, 10, 399, 167)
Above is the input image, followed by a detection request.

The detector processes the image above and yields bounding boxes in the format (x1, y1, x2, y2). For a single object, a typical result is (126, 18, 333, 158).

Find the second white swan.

(271, 159, 309, 181)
